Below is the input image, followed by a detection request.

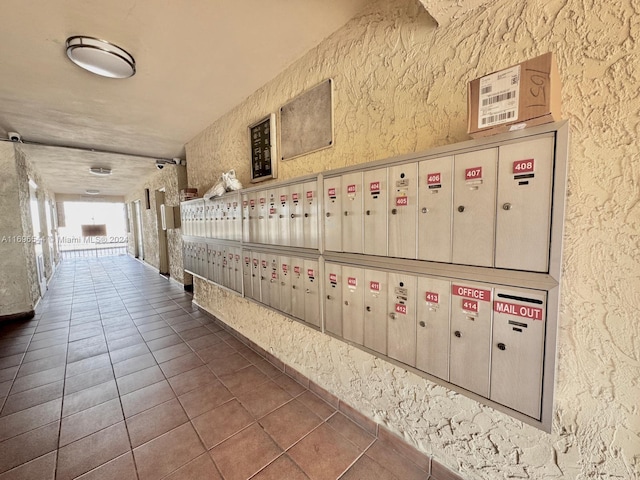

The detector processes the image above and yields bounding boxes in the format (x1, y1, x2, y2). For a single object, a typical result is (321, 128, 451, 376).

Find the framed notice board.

(249, 114, 277, 183)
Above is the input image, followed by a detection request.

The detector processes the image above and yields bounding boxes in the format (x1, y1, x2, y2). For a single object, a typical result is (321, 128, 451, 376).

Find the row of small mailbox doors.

(184, 240, 547, 420)
(181, 135, 555, 273)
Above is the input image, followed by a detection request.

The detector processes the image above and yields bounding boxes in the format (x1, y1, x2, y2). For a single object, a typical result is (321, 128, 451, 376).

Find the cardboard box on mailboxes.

(467, 52, 561, 138)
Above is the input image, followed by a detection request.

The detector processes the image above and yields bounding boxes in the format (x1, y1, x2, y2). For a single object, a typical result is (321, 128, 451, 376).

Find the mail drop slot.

(491, 287, 546, 419)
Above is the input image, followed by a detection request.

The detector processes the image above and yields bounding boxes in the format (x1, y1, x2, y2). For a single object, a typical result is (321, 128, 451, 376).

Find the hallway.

(0, 255, 432, 480)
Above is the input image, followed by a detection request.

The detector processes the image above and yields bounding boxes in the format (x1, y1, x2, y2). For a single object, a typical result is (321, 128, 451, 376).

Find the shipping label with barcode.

(478, 65, 520, 129)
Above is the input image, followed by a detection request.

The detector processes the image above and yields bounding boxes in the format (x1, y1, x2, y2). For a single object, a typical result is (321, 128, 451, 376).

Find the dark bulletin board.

(280, 78, 333, 161)
(249, 114, 277, 183)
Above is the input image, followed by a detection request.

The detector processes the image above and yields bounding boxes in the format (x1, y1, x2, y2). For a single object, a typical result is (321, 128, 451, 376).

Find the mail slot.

(495, 137, 554, 272)
(452, 148, 497, 267)
(341, 172, 363, 254)
(387, 272, 417, 367)
(323, 176, 342, 252)
(417, 156, 453, 263)
(416, 276, 450, 381)
(363, 168, 388, 256)
(449, 282, 493, 397)
(490, 287, 546, 418)
(324, 263, 342, 336)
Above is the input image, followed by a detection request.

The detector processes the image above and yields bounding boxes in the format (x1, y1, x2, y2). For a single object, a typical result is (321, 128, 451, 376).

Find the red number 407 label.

(465, 167, 482, 180)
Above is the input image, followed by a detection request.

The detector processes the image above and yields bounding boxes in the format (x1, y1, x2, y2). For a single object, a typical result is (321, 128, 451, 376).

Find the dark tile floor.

(0, 255, 432, 479)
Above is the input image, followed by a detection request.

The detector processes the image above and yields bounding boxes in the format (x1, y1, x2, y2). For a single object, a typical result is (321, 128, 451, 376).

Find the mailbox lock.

(366, 306, 371, 312)
(366, 210, 371, 215)
(305, 289, 311, 294)
(279, 214, 284, 218)
(326, 294, 333, 300)
(344, 301, 349, 306)
(497, 343, 506, 351)
(502, 203, 512, 211)
(457, 205, 465, 213)
(421, 207, 428, 214)
(419, 321, 426, 328)
(291, 214, 296, 219)
(391, 208, 398, 215)
(344, 211, 349, 216)
(326, 212, 331, 217)
(454, 330, 461, 338)
(304, 213, 309, 218)
(280, 281, 286, 286)
(292, 285, 297, 290)
(389, 313, 397, 320)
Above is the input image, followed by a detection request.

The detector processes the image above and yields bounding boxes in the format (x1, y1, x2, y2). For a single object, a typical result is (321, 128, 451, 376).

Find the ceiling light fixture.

(85, 189, 100, 195)
(89, 167, 112, 176)
(66, 36, 136, 79)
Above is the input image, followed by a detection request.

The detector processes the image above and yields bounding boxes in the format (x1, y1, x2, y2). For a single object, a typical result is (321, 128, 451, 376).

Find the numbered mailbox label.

(465, 166, 483, 182)
(462, 299, 478, 313)
(347, 277, 357, 288)
(370, 181, 381, 193)
(347, 184, 357, 194)
(513, 158, 535, 175)
(395, 303, 407, 315)
(328, 188, 337, 198)
(370, 281, 380, 293)
(395, 196, 409, 207)
(425, 291, 439, 304)
(427, 173, 442, 187)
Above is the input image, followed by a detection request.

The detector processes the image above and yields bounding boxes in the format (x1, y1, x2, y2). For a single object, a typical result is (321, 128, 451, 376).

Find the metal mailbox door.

(416, 276, 450, 381)
(242, 194, 251, 243)
(267, 190, 278, 245)
(289, 183, 304, 248)
(268, 254, 281, 310)
(224, 201, 233, 241)
(279, 256, 292, 315)
(257, 192, 268, 244)
(207, 245, 216, 282)
(232, 198, 241, 242)
(324, 263, 342, 336)
(243, 253, 253, 298)
(342, 266, 364, 345)
(491, 287, 546, 418)
(251, 252, 262, 302)
(226, 251, 236, 290)
(277, 187, 291, 247)
(220, 247, 229, 287)
(449, 282, 493, 397)
(259, 253, 271, 306)
(204, 203, 213, 239)
(211, 248, 220, 285)
(200, 243, 208, 277)
(495, 136, 554, 272)
(452, 148, 498, 267)
(209, 201, 218, 239)
(303, 259, 320, 327)
(388, 163, 418, 259)
(417, 156, 454, 263)
(341, 172, 363, 254)
(303, 181, 319, 249)
(387, 272, 417, 367)
(323, 176, 342, 252)
(290, 260, 305, 320)
(234, 250, 243, 294)
(248, 191, 258, 243)
(363, 168, 388, 257)
(363, 269, 387, 355)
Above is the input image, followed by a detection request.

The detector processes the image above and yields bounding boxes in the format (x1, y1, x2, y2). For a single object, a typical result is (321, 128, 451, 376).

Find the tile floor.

(0, 255, 434, 480)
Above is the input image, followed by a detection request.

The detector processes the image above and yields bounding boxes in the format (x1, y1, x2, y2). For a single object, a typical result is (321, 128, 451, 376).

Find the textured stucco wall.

(0, 144, 33, 316)
(125, 164, 188, 283)
(185, 0, 640, 478)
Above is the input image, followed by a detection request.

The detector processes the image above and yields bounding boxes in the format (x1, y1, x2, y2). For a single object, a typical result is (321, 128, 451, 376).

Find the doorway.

(155, 189, 169, 276)
(133, 200, 144, 260)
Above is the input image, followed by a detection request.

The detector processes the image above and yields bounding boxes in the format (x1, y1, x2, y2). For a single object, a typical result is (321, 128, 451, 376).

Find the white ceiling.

(0, 0, 370, 195)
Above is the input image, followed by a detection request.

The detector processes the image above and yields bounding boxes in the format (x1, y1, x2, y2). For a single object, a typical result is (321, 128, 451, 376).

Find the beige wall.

(125, 164, 188, 283)
(185, 0, 640, 478)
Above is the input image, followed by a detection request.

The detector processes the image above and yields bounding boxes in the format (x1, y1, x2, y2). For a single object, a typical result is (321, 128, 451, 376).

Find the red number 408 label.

(513, 159, 534, 174)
